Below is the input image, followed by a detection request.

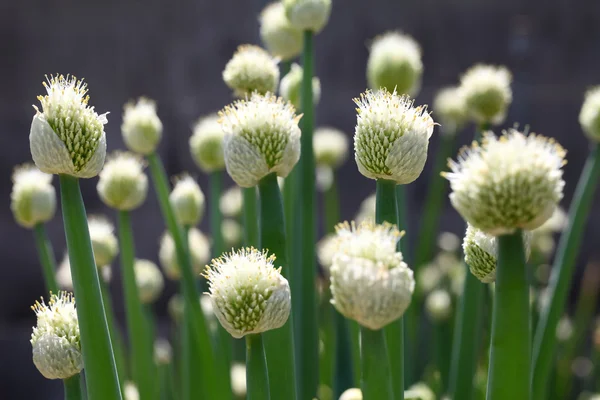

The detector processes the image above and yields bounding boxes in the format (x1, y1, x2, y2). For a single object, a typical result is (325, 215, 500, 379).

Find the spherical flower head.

(159, 228, 210, 280)
(329, 221, 415, 330)
(135, 259, 165, 304)
(317, 234, 336, 273)
(124, 382, 140, 400)
(222, 219, 242, 248)
(220, 186, 243, 217)
(279, 63, 321, 110)
(580, 86, 600, 141)
(425, 289, 452, 322)
(230, 363, 247, 397)
(167, 294, 184, 323)
(203, 247, 291, 338)
(433, 86, 469, 135)
(189, 113, 226, 172)
(11, 164, 56, 228)
(169, 174, 205, 227)
(88, 215, 119, 267)
(313, 127, 349, 169)
(339, 388, 363, 400)
(30, 75, 107, 178)
(354, 89, 435, 184)
(405, 383, 435, 400)
(97, 152, 149, 211)
(367, 32, 423, 97)
(121, 97, 163, 155)
(219, 93, 302, 187)
(30, 292, 82, 379)
(459, 64, 512, 125)
(223, 45, 280, 98)
(259, 2, 303, 61)
(154, 339, 172, 365)
(283, 0, 331, 33)
(445, 129, 566, 235)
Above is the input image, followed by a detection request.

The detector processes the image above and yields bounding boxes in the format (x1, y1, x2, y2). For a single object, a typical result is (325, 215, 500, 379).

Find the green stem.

(377, 179, 404, 400)
(243, 187, 259, 247)
(118, 211, 156, 400)
(333, 311, 355, 397)
(64, 374, 83, 400)
(448, 268, 485, 400)
(210, 171, 224, 257)
(246, 334, 271, 400)
(433, 320, 452, 395)
(33, 223, 58, 293)
(58, 175, 122, 400)
(360, 327, 394, 400)
(258, 172, 297, 400)
(146, 153, 230, 400)
(182, 313, 204, 400)
(532, 144, 600, 400)
(319, 286, 335, 395)
(293, 28, 319, 400)
(99, 279, 127, 389)
(486, 231, 530, 400)
(348, 321, 361, 387)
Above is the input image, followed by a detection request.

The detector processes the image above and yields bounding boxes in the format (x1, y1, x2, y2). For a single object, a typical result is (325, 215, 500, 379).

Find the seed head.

(367, 31, 423, 96)
(121, 97, 163, 155)
(259, 2, 303, 61)
(459, 64, 512, 125)
(30, 292, 82, 379)
(433, 86, 469, 135)
(10, 164, 56, 228)
(279, 63, 321, 110)
(135, 259, 164, 304)
(30, 75, 107, 178)
(190, 113, 226, 172)
(313, 127, 349, 169)
(445, 129, 566, 234)
(329, 221, 415, 330)
(223, 45, 280, 98)
(169, 174, 205, 227)
(88, 215, 119, 267)
(283, 0, 331, 33)
(219, 93, 302, 187)
(159, 228, 210, 280)
(97, 152, 148, 211)
(203, 247, 291, 338)
(354, 89, 435, 184)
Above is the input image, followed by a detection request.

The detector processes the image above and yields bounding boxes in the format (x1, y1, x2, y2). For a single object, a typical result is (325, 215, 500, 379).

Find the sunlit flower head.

(259, 2, 303, 61)
(231, 363, 247, 397)
(97, 152, 148, 211)
(283, 0, 331, 33)
(10, 164, 56, 228)
(169, 174, 205, 227)
(223, 45, 280, 98)
(189, 113, 226, 173)
(121, 97, 163, 155)
(459, 64, 512, 125)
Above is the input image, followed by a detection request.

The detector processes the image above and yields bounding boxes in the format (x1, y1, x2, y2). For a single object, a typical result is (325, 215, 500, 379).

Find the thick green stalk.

(243, 187, 259, 247)
(319, 286, 335, 395)
(486, 231, 529, 400)
(33, 223, 59, 293)
(209, 171, 224, 257)
(146, 153, 230, 400)
(118, 211, 156, 400)
(64, 374, 83, 400)
(348, 321, 361, 387)
(448, 268, 485, 400)
(377, 179, 404, 400)
(58, 175, 122, 400)
(532, 144, 600, 400)
(246, 334, 271, 400)
(333, 312, 355, 397)
(294, 29, 319, 400)
(360, 327, 394, 400)
(258, 172, 297, 400)
(99, 279, 127, 389)
(433, 320, 452, 395)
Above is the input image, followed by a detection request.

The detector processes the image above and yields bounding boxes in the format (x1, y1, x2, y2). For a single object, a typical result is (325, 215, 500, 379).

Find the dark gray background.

(1, 0, 600, 398)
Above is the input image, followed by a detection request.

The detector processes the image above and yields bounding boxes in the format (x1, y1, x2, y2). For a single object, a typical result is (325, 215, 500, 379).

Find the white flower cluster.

(169, 175, 205, 227)
(10, 164, 56, 228)
(88, 215, 119, 267)
(223, 45, 280, 98)
(121, 97, 163, 155)
(189, 113, 226, 173)
(97, 152, 148, 211)
(259, 2, 303, 61)
(459, 64, 512, 125)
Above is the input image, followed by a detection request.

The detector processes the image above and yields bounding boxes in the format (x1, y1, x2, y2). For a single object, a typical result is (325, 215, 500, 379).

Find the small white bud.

(190, 114, 225, 173)
(230, 362, 247, 397)
(97, 152, 149, 211)
(159, 228, 210, 280)
(354, 89, 435, 184)
(314, 127, 349, 169)
(10, 164, 56, 228)
(437, 231, 461, 253)
(223, 45, 280, 98)
(405, 382, 435, 400)
(154, 339, 172, 365)
(556, 315, 574, 342)
(330, 221, 415, 330)
(416, 263, 443, 295)
(30, 292, 82, 379)
(367, 32, 423, 96)
(580, 86, 600, 141)
(459, 64, 512, 125)
(135, 259, 164, 304)
(219, 93, 302, 187)
(88, 215, 119, 267)
(56, 253, 111, 290)
(433, 86, 468, 135)
(354, 193, 376, 224)
(169, 175, 205, 227)
(283, 0, 331, 33)
(121, 97, 163, 155)
(203, 247, 291, 338)
(425, 289, 452, 322)
(167, 294, 184, 323)
(317, 234, 336, 273)
(259, 2, 303, 61)
(339, 388, 362, 400)
(280, 63, 321, 110)
(222, 219, 243, 248)
(124, 382, 140, 400)
(445, 129, 566, 235)
(30, 75, 107, 178)
(220, 186, 244, 218)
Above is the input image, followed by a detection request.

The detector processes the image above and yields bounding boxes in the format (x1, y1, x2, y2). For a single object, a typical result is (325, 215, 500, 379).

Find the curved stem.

(360, 327, 394, 400)
(99, 279, 127, 390)
(59, 175, 121, 400)
(532, 144, 600, 400)
(118, 211, 156, 400)
(33, 223, 58, 293)
(209, 171, 224, 257)
(146, 153, 230, 400)
(64, 374, 83, 400)
(246, 334, 270, 400)
(486, 231, 530, 400)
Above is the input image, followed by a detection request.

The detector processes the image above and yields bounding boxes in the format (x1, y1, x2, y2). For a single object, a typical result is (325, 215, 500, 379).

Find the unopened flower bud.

(190, 114, 225, 173)
(459, 64, 512, 125)
(339, 388, 362, 400)
(283, 0, 331, 33)
(314, 127, 349, 169)
(135, 259, 164, 304)
(154, 339, 172, 365)
(405, 383, 435, 400)
(169, 175, 205, 227)
(159, 228, 210, 280)
(11, 164, 56, 228)
(124, 382, 139, 400)
(280, 63, 321, 110)
(97, 152, 148, 211)
(580, 86, 600, 141)
(121, 97, 163, 155)
(231, 363, 247, 397)
(88, 215, 118, 267)
(222, 219, 242, 248)
(433, 86, 468, 135)
(425, 289, 452, 322)
(259, 2, 303, 61)
(220, 186, 243, 217)
(223, 45, 279, 98)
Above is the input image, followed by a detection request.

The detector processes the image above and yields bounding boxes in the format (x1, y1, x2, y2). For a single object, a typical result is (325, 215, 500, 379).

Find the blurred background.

(1, 0, 600, 398)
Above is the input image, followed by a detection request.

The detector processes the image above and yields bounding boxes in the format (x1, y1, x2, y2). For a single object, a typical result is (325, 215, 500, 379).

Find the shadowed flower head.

(11, 164, 56, 228)
(159, 228, 210, 280)
(445, 129, 566, 235)
(203, 247, 291, 338)
(459, 64, 512, 125)
(30, 75, 107, 178)
(579, 86, 600, 141)
(279, 63, 321, 110)
(88, 215, 119, 267)
(283, 0, 331, 33)
(223, 45, 280, 98)
(190, 113, 226, 172)
(354, 89, 435, 184)
(219, 93, 302, 187)
(121, 97, 163, 155)
(433, 86, 468, 135)
(259, 2, 303, 61)
(313, 127, 349, 169)
(169, 174, 205, 227)
(97, 152, 149, 211)
(220, 185, 243, 217)
(135, 259, 164, 304)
